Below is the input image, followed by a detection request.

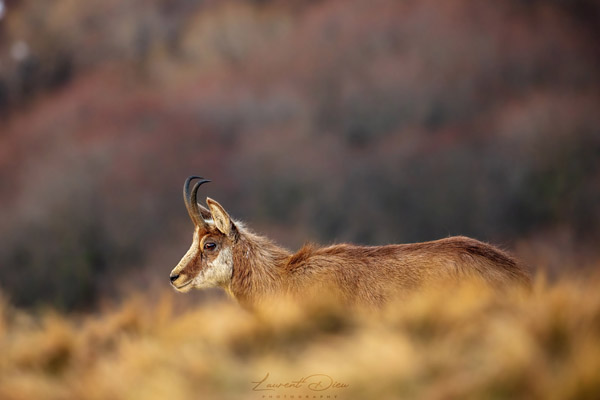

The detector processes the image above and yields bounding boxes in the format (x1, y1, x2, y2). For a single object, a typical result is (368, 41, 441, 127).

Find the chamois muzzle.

(183, 176, 210, 226)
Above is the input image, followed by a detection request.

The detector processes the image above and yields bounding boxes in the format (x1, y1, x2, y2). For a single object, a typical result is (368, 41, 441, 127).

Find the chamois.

(170, 177, 531, 308)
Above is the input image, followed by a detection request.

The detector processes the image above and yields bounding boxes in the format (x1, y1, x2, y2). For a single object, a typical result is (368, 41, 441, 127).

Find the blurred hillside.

(0, 0, 599, 310)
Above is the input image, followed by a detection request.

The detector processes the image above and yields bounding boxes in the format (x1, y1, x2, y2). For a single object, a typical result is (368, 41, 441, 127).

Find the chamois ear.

(206, 198, 235, 236)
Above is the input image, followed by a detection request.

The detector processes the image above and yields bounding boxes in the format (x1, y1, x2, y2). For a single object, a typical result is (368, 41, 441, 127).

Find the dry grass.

(1, 275, 600, 400)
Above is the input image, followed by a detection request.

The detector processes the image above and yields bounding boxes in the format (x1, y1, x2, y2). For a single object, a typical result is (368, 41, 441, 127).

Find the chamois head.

(170, 176, 238, 292)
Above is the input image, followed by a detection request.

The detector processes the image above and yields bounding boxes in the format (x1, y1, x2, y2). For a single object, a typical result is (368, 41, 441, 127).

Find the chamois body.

(170, 177, 531, 309)
(228, 229, 528, 308)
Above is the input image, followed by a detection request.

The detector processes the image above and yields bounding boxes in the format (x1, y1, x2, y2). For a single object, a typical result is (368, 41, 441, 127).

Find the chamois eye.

(204, 242, 217, 251)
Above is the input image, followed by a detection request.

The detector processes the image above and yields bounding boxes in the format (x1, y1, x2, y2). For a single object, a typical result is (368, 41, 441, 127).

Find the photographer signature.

(252, 373, 349, 392)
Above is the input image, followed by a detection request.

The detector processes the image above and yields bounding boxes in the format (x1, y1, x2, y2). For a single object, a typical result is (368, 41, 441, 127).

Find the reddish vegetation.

(0, 0, 598, 309)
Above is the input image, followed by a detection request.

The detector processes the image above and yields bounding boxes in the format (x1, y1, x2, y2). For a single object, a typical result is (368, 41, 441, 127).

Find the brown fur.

(229, 233, 530, 308)
(170, 193, 531, 309)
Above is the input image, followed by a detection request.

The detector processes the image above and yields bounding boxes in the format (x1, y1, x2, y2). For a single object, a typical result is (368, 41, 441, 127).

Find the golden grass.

(1, 276, 600, 400)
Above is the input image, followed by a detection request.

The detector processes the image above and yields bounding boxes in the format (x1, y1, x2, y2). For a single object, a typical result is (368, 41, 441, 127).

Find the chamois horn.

(183, 176, 210, 226)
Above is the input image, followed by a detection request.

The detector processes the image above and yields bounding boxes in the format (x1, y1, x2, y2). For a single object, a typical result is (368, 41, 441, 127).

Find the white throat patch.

(194, 247, 233, 288)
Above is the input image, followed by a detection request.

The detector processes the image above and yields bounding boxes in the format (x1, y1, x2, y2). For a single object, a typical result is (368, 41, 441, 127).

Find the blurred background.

(0, 0, 598, 311)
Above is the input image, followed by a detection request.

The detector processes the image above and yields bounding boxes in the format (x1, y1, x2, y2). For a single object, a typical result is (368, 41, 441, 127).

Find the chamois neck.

(229, 228, 291, 307)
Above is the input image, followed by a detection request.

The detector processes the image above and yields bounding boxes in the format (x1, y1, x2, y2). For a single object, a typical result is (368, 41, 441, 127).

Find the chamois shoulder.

(284, 242, 386, 268)
(285, 243, 318, 272)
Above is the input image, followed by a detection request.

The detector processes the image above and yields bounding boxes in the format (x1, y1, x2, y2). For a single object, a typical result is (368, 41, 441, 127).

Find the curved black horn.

(191, 178, 210, 224)
(183, 176, 210, 225)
